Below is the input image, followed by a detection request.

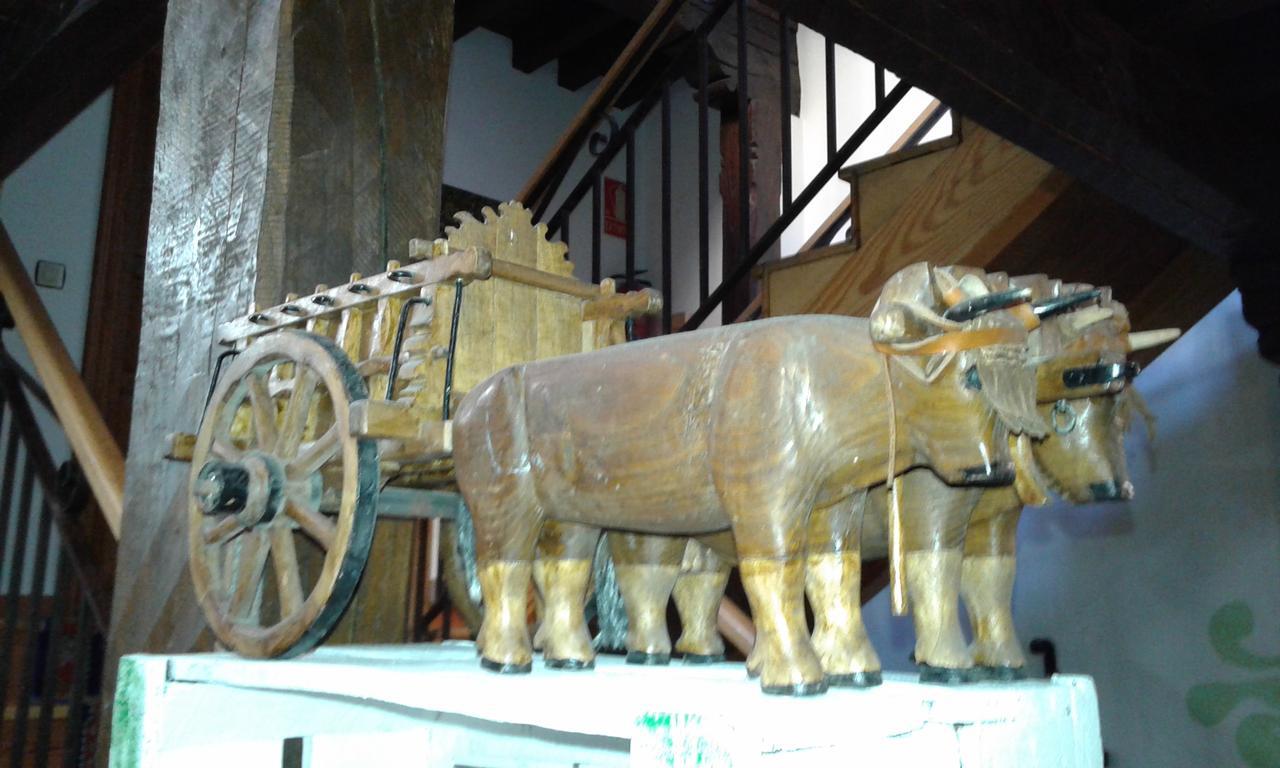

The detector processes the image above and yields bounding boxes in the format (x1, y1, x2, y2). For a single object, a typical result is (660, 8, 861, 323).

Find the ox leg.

(900, 469, 977, 683)
(534, 521, 600, 669)
(609, 532, 683, 665)
(738, 555, 826, 695)
(672, 539, 731, 663)
(961, 502, 1026, 679)
(805, 492, 881, 687)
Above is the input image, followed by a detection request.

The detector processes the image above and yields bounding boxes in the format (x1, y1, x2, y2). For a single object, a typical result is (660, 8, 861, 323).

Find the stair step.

(840, 130, 963, 247)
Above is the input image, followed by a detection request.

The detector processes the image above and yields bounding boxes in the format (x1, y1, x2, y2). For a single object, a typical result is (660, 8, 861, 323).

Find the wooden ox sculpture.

(453, 263, 1043, 694)
(604, 275, 1180, 685)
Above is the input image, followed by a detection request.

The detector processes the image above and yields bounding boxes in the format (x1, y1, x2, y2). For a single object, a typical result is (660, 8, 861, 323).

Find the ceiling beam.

(0, 0, 165, 180)
(512, 8, 619, 74)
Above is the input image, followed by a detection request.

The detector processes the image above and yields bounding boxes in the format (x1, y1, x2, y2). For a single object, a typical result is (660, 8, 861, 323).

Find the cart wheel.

(188, 330, 378, 658)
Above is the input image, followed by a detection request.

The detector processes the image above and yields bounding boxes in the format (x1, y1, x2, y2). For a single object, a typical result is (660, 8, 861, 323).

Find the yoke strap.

(873, 326, 1025, 357)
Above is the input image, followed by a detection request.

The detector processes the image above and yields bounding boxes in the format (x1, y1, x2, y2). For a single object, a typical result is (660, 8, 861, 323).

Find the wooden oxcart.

(167, 203, 659, 658)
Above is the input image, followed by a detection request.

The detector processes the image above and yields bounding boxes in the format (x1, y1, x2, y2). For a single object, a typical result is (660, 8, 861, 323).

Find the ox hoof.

(481, 658, 532, 675)
(827, 670, 882, 688)
(682, 653, 725, 665)
(626, 651, 671, 666)
(960, 463, 1016, 486)
(762, 679, 829, 697)
(974, 665, 1027, 682)
(544, 657, 595, 670)
(918, 663, 974, 685)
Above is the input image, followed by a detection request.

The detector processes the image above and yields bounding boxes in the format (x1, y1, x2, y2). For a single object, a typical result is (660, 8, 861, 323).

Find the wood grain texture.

(762, 122, 1062, 318)
(256, 0, 453, 307)
(104, 1, 284, 748)
(104, 0, 453, 740)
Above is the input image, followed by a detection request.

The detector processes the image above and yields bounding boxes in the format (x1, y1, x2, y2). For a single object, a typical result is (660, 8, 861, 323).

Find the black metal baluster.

(697, 31, 710, 303)
(736, 0, 750, 302)
(34, 551, 70, 763)
(10, 490, 57, 765)
(661, 85, 673, 333)
(625, 128, 636, 287)
(61, 597, 92, 768)
(684, 80, 911, 331)
(779, 12, 793, 208)
(0, 454, 36, 745)
(591, 174, 602, 284)
(875, 64, 885, 107)
(825, 37, 837, 160)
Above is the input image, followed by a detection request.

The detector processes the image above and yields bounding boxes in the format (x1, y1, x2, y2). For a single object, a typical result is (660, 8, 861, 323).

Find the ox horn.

(943, 286, 1033, 323)
(1032, 288, 1103, 318)
(1067, 306, 1114, 332)
(1128, 328, 1181, 351)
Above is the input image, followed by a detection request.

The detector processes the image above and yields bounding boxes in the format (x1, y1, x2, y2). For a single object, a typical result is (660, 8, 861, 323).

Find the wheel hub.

(195, 452, 286, 527)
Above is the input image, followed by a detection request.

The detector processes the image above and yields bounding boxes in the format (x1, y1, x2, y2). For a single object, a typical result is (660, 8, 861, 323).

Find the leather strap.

(873, 325, 1025, 357)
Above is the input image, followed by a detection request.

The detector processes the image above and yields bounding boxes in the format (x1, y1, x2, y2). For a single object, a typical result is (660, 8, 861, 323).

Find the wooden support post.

(102, 0, 454, 747)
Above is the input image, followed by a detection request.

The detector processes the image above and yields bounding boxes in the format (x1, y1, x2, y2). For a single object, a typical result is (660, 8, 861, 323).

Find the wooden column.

(102, 0, 453, 742)
(710, 2, 787, 323)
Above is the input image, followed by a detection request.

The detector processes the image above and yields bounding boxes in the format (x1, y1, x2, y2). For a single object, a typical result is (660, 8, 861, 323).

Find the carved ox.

(453, 264, 1042, 694)
(607, 277, 1178, 685)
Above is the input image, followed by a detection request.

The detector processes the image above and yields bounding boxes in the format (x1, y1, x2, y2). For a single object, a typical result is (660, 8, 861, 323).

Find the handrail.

(0, 222, 124, 538)
(518, 0, 687, 217)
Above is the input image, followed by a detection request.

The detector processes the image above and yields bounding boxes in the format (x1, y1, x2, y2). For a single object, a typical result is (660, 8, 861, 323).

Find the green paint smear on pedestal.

(637, 712, 735, 766)
(1187, 601, 1280, 767)
(108, 657, 146, 768)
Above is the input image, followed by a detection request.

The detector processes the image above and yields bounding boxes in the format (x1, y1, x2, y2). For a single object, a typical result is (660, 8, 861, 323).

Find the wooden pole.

(0, 222, 124, 538)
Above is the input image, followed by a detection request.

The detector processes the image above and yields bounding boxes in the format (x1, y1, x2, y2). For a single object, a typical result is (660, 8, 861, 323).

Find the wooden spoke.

(275, 367, 318, 460)
(247, 373, 278, 450)
(203, 515, 243, 545)
(269, 526, 305, 618)
(289, 425, 339, 479)
(225, 530, 270, 621)
(211, 437, 242, 462)
(286, 497, 336, 550)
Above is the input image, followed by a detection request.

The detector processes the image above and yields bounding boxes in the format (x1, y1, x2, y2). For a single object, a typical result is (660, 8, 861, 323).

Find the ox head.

(1010, 277, 1180, 503)
(870, 263, 1048, 487)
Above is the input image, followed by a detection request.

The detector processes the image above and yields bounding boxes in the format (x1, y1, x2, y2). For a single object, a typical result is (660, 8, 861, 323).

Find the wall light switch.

(34, 260, 66, 289)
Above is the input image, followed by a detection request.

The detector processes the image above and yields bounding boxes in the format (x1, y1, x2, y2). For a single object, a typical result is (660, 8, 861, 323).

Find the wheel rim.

(188, 331, 377, 658)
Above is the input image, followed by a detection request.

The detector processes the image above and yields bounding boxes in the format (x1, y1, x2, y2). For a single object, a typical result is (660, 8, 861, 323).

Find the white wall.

(0, 90, 113, 594)
(444, 29, 722, 324)
(443, 25, 953, 326)
(779, 24, 952, 256)
(862, 292, 1280, 766)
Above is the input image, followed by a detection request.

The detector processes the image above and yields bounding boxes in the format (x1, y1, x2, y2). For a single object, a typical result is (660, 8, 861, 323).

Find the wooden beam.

(0, 0, 165, 180)
(0, 223, 125, 538)
(512, 8, 618, 74)
(769, 0, 1260, 259)
(101, 0, 454, 750)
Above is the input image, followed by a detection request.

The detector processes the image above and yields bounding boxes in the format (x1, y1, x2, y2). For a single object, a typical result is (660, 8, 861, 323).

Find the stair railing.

(0, 313, 109, 767)
(533, 0, 941, 333)
(0, 223, 123, 540)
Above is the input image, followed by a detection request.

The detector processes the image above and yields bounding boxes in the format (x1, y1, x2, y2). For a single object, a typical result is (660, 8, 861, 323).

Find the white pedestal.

(109, 642, 1101, 767)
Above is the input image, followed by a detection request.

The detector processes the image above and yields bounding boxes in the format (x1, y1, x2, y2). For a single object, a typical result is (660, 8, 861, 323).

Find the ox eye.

(964, 365, 982, 391)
